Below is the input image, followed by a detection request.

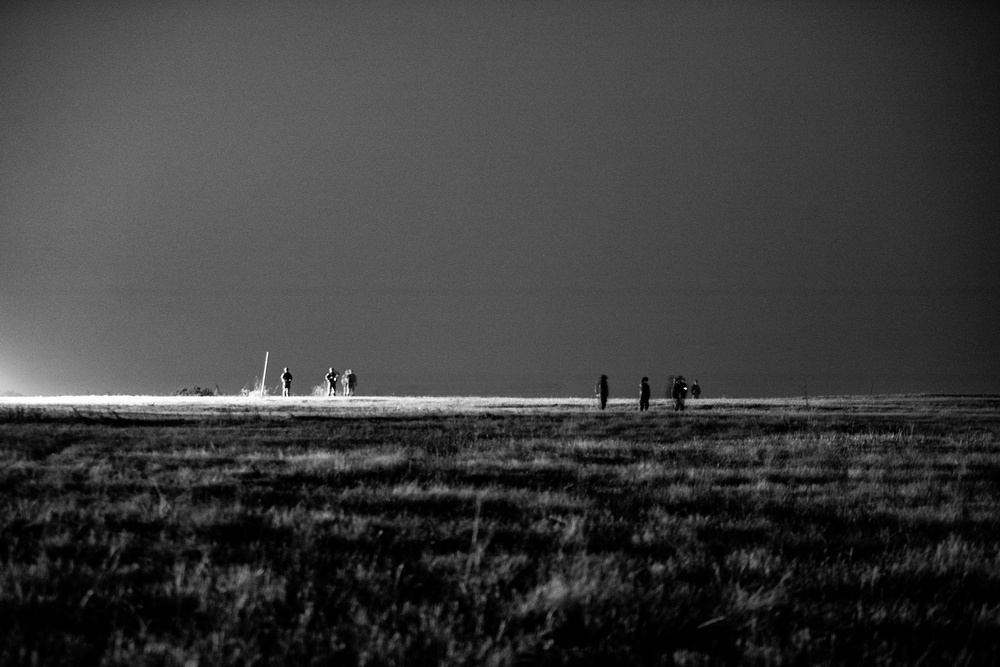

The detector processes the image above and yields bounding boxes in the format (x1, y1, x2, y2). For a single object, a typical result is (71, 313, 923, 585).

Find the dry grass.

(1, 394, 998, 665)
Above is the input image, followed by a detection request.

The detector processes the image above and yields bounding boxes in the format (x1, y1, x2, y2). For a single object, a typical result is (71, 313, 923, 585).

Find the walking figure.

(639, 377, 651, 411)
(596, 375, 609, 410)
(691, 380, 701, 399)
(671, 375, 688, 411)
(281, 367, 293, 397)
(347, 370, 357, 396)
(325, 368, 339, 396)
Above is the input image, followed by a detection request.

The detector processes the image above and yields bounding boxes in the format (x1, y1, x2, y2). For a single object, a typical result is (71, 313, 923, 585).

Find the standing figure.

(281, 367, 293, 397)
(596, 375, 609, 410)
(639, 376, 651, 411)
(691, 380, 701, 399)
(671, 375, 688, 411)
(325, 368, 339, 396)
(347, 370, 357, 396)
(342, 370, 351, 397)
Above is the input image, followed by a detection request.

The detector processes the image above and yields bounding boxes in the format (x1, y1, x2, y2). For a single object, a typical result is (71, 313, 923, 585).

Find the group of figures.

(669, 375, 701, 410)
(278, 367, 357, 397)
(325, 368, 357, 396)
(596, 375, 701, 411)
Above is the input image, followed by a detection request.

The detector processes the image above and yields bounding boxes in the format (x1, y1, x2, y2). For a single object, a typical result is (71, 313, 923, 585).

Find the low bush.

(172, 386, 218, 397)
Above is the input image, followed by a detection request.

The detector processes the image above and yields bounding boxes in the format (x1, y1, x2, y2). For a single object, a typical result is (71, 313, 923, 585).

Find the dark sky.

(2, 2, 998, 397)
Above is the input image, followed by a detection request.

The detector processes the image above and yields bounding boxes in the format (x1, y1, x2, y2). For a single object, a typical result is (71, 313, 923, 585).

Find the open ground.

(1, 394, 999, 665)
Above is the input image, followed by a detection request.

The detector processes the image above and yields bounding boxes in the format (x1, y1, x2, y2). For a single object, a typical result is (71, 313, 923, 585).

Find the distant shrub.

(241, 380, 271, 397)
(173, 386, 219, 397)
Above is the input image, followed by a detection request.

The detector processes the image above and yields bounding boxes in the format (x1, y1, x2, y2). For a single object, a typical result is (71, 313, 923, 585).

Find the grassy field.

(1, 394, 999, 666)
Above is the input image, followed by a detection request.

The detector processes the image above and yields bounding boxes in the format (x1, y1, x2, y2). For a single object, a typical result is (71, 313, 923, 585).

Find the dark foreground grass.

(1, 395, 999, 665)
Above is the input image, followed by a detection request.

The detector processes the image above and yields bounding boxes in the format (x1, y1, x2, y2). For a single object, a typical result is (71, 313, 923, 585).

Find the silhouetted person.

(325, 368, 339, 396)
(639, 377, 651, 411)
(596, 375, 609, 410)
(347, 371, 357, 396)
(341, 370, 350, 396)
(691, 380, 701, 399)
(281, 368, 293, 397)
(671, 375, 688, 411)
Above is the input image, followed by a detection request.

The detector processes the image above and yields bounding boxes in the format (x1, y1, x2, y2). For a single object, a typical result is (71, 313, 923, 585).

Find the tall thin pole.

(261, 351, 269, 398)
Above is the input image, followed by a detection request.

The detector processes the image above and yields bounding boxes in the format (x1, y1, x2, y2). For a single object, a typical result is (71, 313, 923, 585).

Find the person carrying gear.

(281, 368, 293, 397)
(671, 375, 688, 411)
(325, 368, 339, 396)
(596, 375, 609, 410)
(639, 377, 651, 411)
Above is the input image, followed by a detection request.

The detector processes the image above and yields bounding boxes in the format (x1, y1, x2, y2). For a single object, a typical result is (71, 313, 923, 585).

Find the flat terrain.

(1, 394, 999, 665)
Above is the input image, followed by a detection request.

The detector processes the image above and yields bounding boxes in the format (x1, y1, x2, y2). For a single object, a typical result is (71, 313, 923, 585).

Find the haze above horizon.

(2, 2, 998, 398)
